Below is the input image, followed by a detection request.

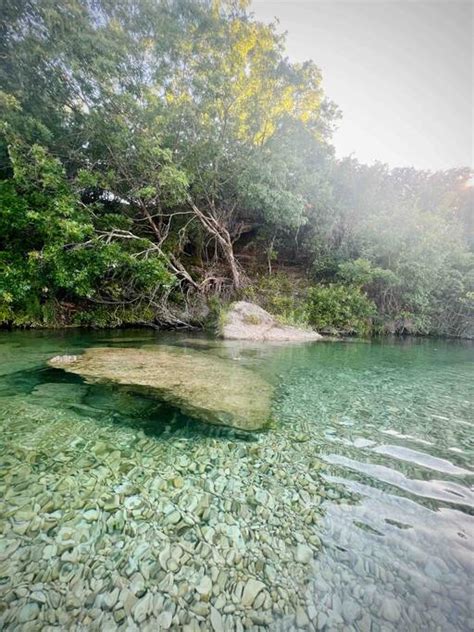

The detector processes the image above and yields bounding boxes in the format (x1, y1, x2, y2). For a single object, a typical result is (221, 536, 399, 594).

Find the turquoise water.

(0, 330, 473, 631)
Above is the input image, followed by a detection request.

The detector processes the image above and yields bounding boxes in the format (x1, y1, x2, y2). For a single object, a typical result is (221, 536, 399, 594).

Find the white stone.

(241, 579, 266, 607)
(221, 301, 322, 342)
(380, 597, 401, 623)
(295, 544, 313, 564)
(196, 575, 213, 599)
(210, 606, 224, 632)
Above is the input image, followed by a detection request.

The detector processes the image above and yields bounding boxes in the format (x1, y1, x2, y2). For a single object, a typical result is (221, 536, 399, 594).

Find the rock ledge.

(48, 345, 272, 431)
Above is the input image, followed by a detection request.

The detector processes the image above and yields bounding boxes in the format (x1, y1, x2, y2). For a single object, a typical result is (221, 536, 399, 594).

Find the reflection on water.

(0, 329, 473, 631)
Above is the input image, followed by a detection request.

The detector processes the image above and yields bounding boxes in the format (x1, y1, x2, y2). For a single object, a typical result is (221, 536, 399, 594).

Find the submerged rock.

(241, 578, 266, 607)
(221, 301, 322, 342)
(48, 346, 272, 431)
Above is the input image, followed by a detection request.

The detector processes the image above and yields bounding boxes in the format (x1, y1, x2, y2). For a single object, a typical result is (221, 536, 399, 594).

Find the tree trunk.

(221, 230, 241, 289)
(187, 196, 242, 289)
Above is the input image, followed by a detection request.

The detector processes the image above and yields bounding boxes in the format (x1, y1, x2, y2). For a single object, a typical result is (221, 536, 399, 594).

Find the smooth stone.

(196, 576, 213, 600)
(31, 591, 47, 604)
(265, 564, 276, 583)
(296, 606, 310, 627)
(159, 545, 171, 571)
(43, 544, 56, 560)
(84, 509, 99, 522)
(191, 601, 209, 616)
(130, 573, 146, 597)
(18, 603, 39, 623)
(342, 599, 361, 624)
(114, 609, 126, 624)
(158, 611, 173, 629)
(253, 591, 266, 610)
(380, 597, 401, 622)
(132, 593, 152, 623)
(167, 559, 179, 572)
(210, 606, 224, 632)
(316, 612, 328, 630)
(295, 544, 313, 564)
(103, 588, 119, 610)
(171, 545, 183, 562)
(358, 612, 372, 632)
(241, 579, 266, 607)
(166, 511, 181, 525)
(249, 611, 271, 625)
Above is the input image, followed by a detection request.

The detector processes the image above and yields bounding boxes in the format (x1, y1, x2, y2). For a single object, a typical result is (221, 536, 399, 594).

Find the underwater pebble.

(18, 602, 39, 623)
(295, 544, 313, 564)
(1, 342, 471, 632)
(342, 599, 361, 623)
(241, 579, 266, 607)
(380, 597, 401, 622)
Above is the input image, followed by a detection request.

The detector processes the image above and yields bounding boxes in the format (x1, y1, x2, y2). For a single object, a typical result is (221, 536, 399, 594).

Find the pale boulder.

(221, 301, 322, 342)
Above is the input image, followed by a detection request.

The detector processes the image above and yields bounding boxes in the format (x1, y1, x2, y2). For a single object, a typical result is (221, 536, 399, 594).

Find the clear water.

(0, 330, 473, 631)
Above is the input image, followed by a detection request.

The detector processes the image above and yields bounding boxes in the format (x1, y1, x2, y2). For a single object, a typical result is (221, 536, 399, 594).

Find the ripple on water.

(372, 443, 474, 476)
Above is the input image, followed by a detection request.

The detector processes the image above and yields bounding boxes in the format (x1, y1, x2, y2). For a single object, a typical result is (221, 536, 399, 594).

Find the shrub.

(306, 284, 376, 335)
(242, 272, 311, 326)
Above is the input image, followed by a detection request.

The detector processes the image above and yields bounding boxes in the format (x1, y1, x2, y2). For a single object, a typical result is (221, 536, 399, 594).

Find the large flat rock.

(48, 346, 272, 431)
(221, 301, 322, 342)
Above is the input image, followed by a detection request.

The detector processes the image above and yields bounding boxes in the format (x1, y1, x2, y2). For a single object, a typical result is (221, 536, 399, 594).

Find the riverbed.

(0, 330, 472, 631)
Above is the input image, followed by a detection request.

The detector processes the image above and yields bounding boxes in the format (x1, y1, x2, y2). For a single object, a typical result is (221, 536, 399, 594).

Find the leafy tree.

(0, 0, 471, 335)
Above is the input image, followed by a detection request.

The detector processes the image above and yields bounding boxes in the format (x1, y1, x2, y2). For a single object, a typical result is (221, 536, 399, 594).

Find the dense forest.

(1, 0, 472, 336)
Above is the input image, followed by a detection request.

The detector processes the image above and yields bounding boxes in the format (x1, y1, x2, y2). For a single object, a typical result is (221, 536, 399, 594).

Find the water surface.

(0, 330, 472, 631)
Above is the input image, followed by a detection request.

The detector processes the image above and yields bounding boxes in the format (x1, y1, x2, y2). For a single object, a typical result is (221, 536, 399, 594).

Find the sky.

(251, 0, 473, 172)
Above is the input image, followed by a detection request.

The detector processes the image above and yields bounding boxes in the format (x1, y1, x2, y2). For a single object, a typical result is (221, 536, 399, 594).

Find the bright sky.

(251, 0, 473, 171)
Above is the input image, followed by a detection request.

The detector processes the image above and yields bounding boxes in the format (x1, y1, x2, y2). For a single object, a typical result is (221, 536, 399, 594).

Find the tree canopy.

(0, 0, 472, 336)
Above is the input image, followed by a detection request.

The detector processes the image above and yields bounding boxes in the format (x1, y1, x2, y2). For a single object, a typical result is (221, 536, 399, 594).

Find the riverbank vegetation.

(1, 0, 472, 336)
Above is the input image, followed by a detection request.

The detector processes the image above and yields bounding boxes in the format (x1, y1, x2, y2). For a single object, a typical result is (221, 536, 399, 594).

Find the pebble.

(210, 606, 224, 632)
(196, 575, 213, 600)
(130, 573, 146, 597)
(158, 611, 173, 629)
(296, 605, 310, 627)
(31, 591, 47, 604)
(132, 593, 152, 623)
(241, 579, 266, 607)
(342, 599, 361, 623)
(18, 603, 39, 623)
(380, 597, 401, 622)
(43, 544, 56, 560)
(316, 611, 328, 630)
(191, 601, 209, 616)
(165, 510, 181, 525)
(84, 509, 99, 522)
(295, 544, 313, 564)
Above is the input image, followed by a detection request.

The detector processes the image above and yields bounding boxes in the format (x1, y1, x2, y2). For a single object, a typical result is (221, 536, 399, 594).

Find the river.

(0, 330, 472, 631)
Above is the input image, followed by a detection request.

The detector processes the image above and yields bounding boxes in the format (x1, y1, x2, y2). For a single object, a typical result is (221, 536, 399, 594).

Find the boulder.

(48, 345, 272, 431)
(221, 301, 322, 342)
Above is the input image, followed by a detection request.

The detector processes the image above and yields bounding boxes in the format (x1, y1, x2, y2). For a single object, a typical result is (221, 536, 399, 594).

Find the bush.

(242, 272, 311, 326)
(306, 284, 376, 335)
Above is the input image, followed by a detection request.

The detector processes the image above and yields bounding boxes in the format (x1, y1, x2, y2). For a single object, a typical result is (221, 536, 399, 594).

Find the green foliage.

(306, 285, 376, 335)
(305, 159, 473, 336)
(0, 135, 175, 326)
(242, 272, 311, 326)
(0, 0, 471, 335)
(338, 258, 399, 288)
